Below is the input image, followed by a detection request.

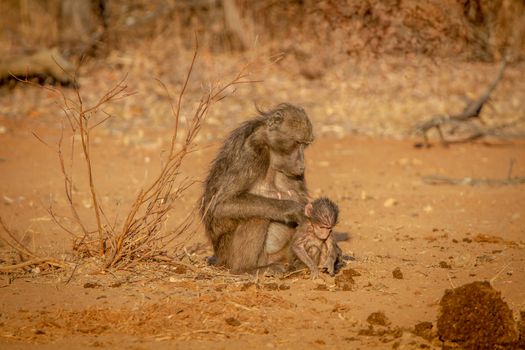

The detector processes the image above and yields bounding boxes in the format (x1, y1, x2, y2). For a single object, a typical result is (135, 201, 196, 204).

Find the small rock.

(439, 261, 452, 269)
(383, 198, 398, 207)
(367, 311, 391, 326)
(278, 284, 290, 290)
(173, 265, 187, 274)
(83, 282, 101, 289)
(225, 317, 241, 326)
(392, 267, 403, 279)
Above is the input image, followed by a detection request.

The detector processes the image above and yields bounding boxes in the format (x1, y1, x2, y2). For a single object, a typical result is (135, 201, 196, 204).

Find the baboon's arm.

(292, 238, 319, 279)
(321, 235, 338, 276)
(214, 193, 303, 223)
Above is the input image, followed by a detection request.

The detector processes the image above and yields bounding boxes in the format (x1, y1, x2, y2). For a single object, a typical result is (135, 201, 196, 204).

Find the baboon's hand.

(309, 267, 320, 280)
(281, 201, 306, 225)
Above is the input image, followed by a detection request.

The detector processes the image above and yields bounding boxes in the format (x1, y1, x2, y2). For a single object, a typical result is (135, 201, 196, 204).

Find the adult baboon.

(201, 103, 314, 273)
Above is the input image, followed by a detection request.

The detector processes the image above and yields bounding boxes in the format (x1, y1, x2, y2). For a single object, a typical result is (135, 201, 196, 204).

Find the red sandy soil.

(1, 109, 524, 349)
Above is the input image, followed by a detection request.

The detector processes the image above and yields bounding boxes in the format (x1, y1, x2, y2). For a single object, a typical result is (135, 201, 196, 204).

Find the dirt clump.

(345, 268, 361, 276)
(359, 313, 401, 344)
(437, 281, 518, 349)
(225, 317, 241, 327)
(335, 268, 357, 291)
(261, 282, 290, 291)
(392, 267, 403, 279)
(413, 321, 434, 341)
(439, 261, 452, 269)
(367, 311, 391, 327)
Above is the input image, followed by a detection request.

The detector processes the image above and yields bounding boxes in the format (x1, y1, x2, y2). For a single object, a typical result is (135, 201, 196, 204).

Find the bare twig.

(422, 174, 525, 186)
(0, 258, 68, 272)
(489, 262, 512, 286)
(0, 217, 38, 259)
(0, 217, 69, 272)
(283, 268, 307, 278)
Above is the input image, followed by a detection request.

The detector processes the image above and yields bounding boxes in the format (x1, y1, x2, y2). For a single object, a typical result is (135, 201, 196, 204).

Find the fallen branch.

(415, 59, 508, 147)
(422, 175, 525, 186)
(0, 48, 75, 86)
(0, 258, 68, 272)
(0, 217, 69, 273)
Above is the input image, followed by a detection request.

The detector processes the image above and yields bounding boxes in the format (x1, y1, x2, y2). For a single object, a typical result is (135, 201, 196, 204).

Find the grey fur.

(200, 103, 314, 273)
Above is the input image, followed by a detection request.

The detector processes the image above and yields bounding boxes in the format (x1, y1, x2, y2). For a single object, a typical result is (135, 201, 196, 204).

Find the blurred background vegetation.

(1, 0, 524, 62)
(1, 0, 524, 141)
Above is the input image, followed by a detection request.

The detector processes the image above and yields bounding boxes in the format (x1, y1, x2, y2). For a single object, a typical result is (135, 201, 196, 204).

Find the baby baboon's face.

(312, 223, 333, 240)
(306, 197, 339, 240)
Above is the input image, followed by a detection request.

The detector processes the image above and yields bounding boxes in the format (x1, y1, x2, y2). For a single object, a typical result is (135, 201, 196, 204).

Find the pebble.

(383, 198, 397, 207)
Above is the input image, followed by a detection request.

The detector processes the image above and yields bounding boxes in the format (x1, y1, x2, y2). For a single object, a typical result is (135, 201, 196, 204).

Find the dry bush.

(41, 46, 255, 271)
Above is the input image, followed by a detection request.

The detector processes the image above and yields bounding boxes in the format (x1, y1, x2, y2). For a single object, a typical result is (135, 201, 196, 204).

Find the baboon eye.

(296, 141, 310, 147)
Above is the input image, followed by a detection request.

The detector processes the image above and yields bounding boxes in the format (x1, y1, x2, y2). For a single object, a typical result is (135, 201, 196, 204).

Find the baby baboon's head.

(305, 197, 339, 240)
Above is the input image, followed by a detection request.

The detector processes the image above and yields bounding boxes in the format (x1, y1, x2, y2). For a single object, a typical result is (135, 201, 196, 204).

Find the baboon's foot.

(259, 263, 288, 278)
(206, 255, 220, 266)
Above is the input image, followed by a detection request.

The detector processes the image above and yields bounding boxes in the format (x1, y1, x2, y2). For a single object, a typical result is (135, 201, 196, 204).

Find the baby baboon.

(201, 103, 314, 273)
(290, 197, 341, 279)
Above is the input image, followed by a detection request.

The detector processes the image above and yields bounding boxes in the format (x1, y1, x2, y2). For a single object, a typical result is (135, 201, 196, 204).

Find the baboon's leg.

(228, 219, 269, 273)
(212, 230, 234, 266)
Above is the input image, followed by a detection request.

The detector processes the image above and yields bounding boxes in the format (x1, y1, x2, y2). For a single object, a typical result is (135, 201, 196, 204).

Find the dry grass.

(2, 289, 294, 342)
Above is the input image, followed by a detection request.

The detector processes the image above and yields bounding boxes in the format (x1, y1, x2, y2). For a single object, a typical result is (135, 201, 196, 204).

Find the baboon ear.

(304, 202, 313, 217)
